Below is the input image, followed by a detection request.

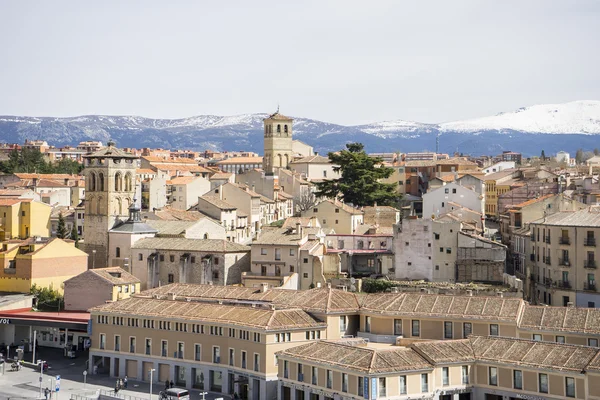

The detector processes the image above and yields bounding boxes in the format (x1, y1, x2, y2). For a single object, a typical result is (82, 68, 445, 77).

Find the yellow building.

(484, 170, 515, 218)
(0, 237, 88, 293)
(0, 198, 51, 240)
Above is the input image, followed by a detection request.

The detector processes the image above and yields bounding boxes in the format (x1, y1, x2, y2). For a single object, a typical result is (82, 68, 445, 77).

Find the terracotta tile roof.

(281, 217, 317, 229)
(529, 207, 600, 227)
(91, 297, 323, 331)
(265, 111, 292, 121)
(85, 144, 137, 159)
(199, 195, 237, 210)
(484, 169, 516, 181)
(405, 160, 437, 167)
(132, 237, 250, 253)
(14, 173, 80, 180)
(319, 199, 363, 215)
(82, 267, 140, 285)
(470, 336, 598, 373)
(253, 227, 305, 245)
(277, 341, 432, 374)
(145, 208, 207, 221)
(143, 156, 197, 164)
(289, 155, 331, 164)
(209, 172, 233, 180)
(0, 198, 27, 206)
(170, 176, 200, 185)
(587, 352, 600, 372)
(144, 220, 198, 236)
(359, 293, 523, 322)
(153, 164, 211, 173)
(519, 305, 600, 334)
(413, 339, 475, 363)
(510, 194, 555, 209)
(136, 168, 156, 174)
(436, 157, 478, 166)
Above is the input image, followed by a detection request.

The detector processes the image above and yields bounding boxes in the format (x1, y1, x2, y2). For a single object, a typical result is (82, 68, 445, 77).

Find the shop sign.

(0, 318, 10, 324)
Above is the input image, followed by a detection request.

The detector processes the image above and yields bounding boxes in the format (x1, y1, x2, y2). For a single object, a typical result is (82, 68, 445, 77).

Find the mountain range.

(1, 100, 599, 157)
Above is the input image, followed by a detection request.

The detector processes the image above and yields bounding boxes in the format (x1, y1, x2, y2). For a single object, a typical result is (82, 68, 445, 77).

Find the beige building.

(63, 267, 140, 311)
(288, 155, 340, 182)
(263, 111, 294, 175)
(530, 207, 600, 308)
(301, 199, 364, 235)
(192, 195, 249, 243)
(169, 176, 211, 211)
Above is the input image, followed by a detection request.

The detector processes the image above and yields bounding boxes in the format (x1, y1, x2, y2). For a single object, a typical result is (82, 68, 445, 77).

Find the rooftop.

(519, 305, 600, 334)
(289, 155, 331, 164)
(132, 237, 250, 253)
(530, 207, 600, 227)
(215, 157, 263, 165)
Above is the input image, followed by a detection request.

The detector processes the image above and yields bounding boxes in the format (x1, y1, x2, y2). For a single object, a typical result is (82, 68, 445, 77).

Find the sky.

(0, 0, 599, 125)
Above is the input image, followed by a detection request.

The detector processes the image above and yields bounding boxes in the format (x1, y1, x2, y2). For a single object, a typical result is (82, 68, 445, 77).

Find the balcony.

(585, 238, 596, 247)
(584, 282, 597, 292)
(544, 278, 553, 287)
(559, 237, 571, 245)
(585, 260, 597, 269)
(556, 281, 572, 290)
(543, 256, 552, 265)
(545, 236, 551, 244)
(558, 258, 571, 267)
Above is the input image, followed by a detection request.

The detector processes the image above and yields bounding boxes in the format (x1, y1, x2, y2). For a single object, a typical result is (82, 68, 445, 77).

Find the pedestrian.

(44, 388, 50, 400)
(169, 380, 174, 389)
(115, 380, 120, 394)
(124, 376, 128, 389)
(165, 379, 169, 390)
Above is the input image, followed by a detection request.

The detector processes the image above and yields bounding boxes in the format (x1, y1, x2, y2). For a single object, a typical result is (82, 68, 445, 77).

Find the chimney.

(327, 282, 331, 289)
(270, 304, 276, 311)
(316, 282, 322, 288)
(567, 301, 574, 307)
(466, 289, 473, 297)
(496, 291, 503, 298)
(167, 292, 176, 301)
(390, 287, 399, 294)
(261, 283, 269, 293)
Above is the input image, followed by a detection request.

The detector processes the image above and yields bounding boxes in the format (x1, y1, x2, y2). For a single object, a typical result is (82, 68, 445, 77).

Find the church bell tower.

(263, 109, 293, 175)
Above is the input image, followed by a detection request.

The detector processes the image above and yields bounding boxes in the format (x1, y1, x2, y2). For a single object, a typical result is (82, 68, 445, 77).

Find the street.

(0, 348, 230, 400)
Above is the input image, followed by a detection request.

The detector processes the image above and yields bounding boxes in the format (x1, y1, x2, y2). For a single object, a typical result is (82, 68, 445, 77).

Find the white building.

(483, 161, 516, 174)
(288, 155, 340, 182)
(555, 151, 571, 165)
(422, 182, 484, 219)
(169, 176, 211, 211)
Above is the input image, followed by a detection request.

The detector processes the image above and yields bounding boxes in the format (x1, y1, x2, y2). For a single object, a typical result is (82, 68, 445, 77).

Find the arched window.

(277, 124, 281, 133)
(89, 172, 96, 192)
(115, 172, 122, 191)
(284, 154, 289, 167)
(98, 173, 105, 192)
(124, 173, 132, 192)
(203, 233, 209, 239)
(116, 247, 121, 258)
(277, 154, 282, 167)
(284, 124, 288, 134)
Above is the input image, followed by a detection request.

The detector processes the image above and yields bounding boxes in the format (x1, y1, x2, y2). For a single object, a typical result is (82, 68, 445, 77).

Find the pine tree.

(71, 224, 79, 247)
(540, 150, 546, 161)
(56, 212, 67, 239)
(576, 148, 584, 164)
(595, 148, 599, 156)
(314, 142, 397, 207)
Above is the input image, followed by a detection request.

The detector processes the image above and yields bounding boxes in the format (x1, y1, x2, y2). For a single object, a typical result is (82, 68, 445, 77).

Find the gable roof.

(132, 237, 250, 253)
(65, 267, 140, 286)
(519, 304, 600, 334)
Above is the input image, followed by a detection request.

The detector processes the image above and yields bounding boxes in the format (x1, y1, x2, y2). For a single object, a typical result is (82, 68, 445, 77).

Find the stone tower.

(82, 140, 138, 268)
(263, 110, 293, 175)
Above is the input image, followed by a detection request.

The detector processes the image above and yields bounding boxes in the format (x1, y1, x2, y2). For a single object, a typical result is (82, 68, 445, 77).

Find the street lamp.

(92, 250, 96, 269)
(149, 368, 156, 400)
(199, 392, 207, 400)
(38, 359, 45, 399)
(83, 370, 88, 389)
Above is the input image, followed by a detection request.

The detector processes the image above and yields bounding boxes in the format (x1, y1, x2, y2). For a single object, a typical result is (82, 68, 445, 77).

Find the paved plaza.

(0, 348, 230, 400)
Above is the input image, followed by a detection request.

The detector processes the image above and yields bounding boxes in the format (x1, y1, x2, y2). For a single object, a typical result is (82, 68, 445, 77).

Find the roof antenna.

(277, 103, 280, 113)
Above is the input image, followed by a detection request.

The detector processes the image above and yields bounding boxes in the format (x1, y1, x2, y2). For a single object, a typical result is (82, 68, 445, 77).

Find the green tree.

(575, 148, 584, 164)
(71, 224, 79, 247)
(56, 212, 68, 239)
(54, 158, 84, 174)
(30, 284, 64, 311)
(314, 143, 397, 207)
(595, 148, 599, 156)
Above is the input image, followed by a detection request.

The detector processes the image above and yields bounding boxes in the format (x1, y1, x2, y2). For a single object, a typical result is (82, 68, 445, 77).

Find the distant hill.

(1, 100, 599, 156)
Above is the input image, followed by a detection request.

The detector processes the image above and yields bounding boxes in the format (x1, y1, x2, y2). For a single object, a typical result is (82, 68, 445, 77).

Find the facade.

(422, 182, 484, 220)
(193, 195, 249, 243)
(530, 207, 600, 307)
(206, 183, 261, 239)
(301, 199, 364, 235)
(263, 111, 294, 175)
(325, 233, 394, 278)
(169, 176, 211, 211)
(484, 169, 515, 218)
(288, 155, 340, 182)
(0, 237, 88, 293)
(63, 267, 141, 311)
(0, 198, 51, 240)
(482, 161, 516, 174)
(83, 141, 138, 269)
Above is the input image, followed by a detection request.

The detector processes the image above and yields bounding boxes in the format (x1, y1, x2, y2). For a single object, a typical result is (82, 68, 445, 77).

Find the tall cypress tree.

(56, 212, 67, 239)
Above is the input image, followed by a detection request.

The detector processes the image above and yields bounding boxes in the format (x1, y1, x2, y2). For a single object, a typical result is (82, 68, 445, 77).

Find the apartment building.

(89, 283, 600, 399)
(0, 197, 51, 240)
(288, 155, 340, 181)
(169, 176, 211, 211)
(192, 195, 249, 243)
(530, 207, 600, 307)
(277, 336, 597, 400)
(301, 199, 364, 235)
(422, 182, 484, 220)
(325, 233, 393, 278)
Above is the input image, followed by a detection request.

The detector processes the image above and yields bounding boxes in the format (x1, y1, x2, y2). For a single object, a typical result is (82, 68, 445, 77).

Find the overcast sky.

(1, 0, 599, 125)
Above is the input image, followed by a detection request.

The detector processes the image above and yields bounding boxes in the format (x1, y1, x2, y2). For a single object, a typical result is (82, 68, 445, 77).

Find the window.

(445, 188, 449, 194)
(145, 339, 151, 355)
(303, 258, 308, 263)
(100, 334, 106, 350)
(303, 273, 308, 278)
(114, 335, 120, 351)
(378, 377, 386, 397)
(444, 321, 453, 339)
(261, 248, 267, 255)
(565, 377, 575, 397)
(195, 344, 202, 361)
(161, 340, 168, 357)
(442, 367, 449, 386)
(556, 336, 565, 343)
(421, 373, 428, 392)
(313, 208, 318, 213)
(462, 365, 469, 384)
(365, 316, 371, 333)
(138, 253, 143, 261)
(539, 373, 548, 393)
(358, 377, 364, 397)
(339, 315, 347, 332)
(129, 337, 135, 353)
(412, 320, 420, 337)
(298, 363, 304, 382)
(326, 370, 333, 389)
(489, 324, 499, 336)
(169, 255, 175, 262)
(289, 248, 294, 256)
(159, 254, 165, 262)
(283, 360, 289, 379)
(452, 188, 457, 194)
(489, 367, 498, 386)
(533, 334, 542, 341)
(241, 351, 247, 369)
(446, 247, 452, 254)
(394, 319, 402, 335)
(213, 346, 220, 364)
(253, 353, 259, 372)
(116, 247, 121, 258)
(342, 373, 348, 393)
(168, 274, 174, 283)
(514, 370, 523, 389)
(399, 375, 407, 394)
(440, 247, 444, 253)
(589, 338, 599, 347)
(177, 342, 184, 359)
(463, 322, 472, 337)
(312, 366, 317, 385)
(275, 248, 281, 260)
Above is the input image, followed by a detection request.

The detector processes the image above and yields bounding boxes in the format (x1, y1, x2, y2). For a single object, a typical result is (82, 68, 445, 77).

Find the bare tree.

(294, 190, 317, 216)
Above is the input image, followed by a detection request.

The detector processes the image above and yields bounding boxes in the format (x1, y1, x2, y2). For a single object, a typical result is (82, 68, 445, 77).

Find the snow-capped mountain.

(0, 100, 599, 156)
